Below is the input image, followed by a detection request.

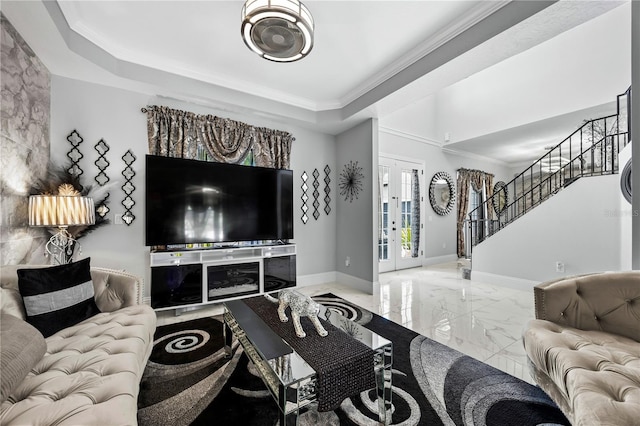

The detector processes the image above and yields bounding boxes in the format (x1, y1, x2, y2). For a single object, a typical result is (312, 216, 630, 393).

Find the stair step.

(564, 176, 580, 187)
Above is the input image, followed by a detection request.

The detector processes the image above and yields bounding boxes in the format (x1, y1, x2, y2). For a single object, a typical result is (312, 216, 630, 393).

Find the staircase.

(467, 87, 631, 254)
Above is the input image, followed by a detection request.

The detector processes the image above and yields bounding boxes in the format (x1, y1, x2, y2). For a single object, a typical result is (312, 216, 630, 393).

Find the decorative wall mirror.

(620, 159, 632, 204)
(492, 181, 508, 215)
(429, 172, 455, 216)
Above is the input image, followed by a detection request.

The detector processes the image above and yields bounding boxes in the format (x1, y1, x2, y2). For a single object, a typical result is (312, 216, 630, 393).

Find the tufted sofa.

(522, 271, 640, 426)
(0, 265, 157, 425)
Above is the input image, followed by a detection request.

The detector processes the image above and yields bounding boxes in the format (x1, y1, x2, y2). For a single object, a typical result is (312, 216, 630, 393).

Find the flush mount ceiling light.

(241, 0, 314, 62)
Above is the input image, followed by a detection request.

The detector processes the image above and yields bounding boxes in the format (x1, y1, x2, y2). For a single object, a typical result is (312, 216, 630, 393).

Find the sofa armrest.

(533, 271, 640, 342)
(91, 267, 144, 312)
(533, 273, 591, 320)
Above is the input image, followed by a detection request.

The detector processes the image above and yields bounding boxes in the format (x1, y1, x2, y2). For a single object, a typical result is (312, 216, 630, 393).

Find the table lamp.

(28, 189, 95, 265)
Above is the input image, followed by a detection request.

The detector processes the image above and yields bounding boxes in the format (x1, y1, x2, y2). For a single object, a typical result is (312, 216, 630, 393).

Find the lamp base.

(46, 228, 80, 265)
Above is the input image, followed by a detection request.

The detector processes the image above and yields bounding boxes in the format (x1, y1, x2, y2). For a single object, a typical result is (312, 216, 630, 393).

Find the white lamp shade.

(29, 195, 96, 227)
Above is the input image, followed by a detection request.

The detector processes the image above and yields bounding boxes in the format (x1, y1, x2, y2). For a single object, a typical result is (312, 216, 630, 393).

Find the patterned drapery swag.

(456, 168, 494, 258)
(144, 105, 293, 169)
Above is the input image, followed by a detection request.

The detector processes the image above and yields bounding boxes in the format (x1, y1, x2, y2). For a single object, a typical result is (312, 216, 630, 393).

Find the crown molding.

(380, 128, 515, 168)
(441, 147, 510, 167)
(380, 127, 513, 169)
(379, 126, 443, 148)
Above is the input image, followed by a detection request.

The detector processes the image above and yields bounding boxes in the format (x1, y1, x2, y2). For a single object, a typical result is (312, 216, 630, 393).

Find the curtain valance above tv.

(143, 105, 293, 169)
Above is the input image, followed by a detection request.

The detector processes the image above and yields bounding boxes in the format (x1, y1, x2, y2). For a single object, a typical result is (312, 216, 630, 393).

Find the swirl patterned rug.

(137, 294, 569, 426)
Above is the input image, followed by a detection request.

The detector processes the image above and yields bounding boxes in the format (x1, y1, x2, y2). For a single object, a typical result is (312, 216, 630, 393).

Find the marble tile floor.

(155, 261, 536, 385)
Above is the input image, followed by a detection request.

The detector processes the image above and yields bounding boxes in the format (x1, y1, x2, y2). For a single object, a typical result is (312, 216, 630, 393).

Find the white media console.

(149, 243, 296, 311)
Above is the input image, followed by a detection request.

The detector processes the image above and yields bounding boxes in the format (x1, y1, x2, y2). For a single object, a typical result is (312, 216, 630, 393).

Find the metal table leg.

(374, 346, 393, 425)
(223, 312, 233, 358)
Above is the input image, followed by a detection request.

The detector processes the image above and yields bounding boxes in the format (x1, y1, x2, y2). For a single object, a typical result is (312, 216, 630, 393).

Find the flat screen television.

(145, 155, 294, 246)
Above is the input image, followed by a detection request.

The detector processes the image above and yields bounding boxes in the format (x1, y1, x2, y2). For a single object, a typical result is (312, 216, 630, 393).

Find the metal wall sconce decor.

(66, 130, 84, 178)
(120, 150, 136, 225)
(429, 171, 456, 216)
(620, 159, 632, 204)
(94, 139, 110, 186)
(312, 168, 320, 220)
(324, 165, 331, 215)
(492, 181, 508, 215)
(339, 160, 364, 202)
(300, 166, 331, 222)
(93, 139, 111, 218)
(301, 171, 309, 224)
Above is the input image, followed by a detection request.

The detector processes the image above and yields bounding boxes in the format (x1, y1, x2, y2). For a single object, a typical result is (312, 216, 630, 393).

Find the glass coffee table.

(223, 297, 393, 425)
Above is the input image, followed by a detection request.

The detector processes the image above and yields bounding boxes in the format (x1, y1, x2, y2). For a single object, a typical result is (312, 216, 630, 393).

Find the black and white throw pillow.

(17, 258, 100, 338)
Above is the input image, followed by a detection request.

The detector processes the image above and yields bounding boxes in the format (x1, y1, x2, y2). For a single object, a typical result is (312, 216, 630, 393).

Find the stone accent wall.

(0, 13, 50, 265)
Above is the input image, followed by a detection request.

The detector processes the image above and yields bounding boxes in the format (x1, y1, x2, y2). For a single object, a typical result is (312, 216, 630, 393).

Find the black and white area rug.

(137, 294, 569, 426)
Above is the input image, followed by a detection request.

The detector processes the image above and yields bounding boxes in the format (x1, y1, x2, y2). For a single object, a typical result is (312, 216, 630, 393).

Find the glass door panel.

(378, 164, 393, 272)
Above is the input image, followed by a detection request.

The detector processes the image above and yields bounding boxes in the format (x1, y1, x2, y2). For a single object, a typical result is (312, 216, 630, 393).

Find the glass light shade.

(241, 0, 314, 62)
(29, 195, 96, 227)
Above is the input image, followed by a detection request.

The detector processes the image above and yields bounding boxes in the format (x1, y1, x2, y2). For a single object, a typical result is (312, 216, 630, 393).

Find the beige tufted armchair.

(522, 271, 640, 426)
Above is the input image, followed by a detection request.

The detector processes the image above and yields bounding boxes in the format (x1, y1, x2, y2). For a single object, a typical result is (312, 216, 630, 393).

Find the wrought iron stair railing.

(466, 87, 631, 253)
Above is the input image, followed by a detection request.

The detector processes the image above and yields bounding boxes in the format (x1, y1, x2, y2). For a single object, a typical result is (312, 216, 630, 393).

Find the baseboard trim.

(298, 271, 375, 295)
(423, 254, 458, 266)
(296, 271, 337, 288)
(471, 271, 539, 291)
(336, 272, 375, 295)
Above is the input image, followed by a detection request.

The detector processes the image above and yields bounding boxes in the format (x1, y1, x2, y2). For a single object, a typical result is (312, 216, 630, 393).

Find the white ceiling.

(58, 0, 496, 112)
(0, 0, 628, 164)
(55, 0, 503, 112)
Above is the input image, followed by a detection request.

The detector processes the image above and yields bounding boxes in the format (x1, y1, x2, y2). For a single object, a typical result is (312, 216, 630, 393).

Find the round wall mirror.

(429, 172, 455, 216)
(492, 181, 508, 215)
(621, 159, 632, 204)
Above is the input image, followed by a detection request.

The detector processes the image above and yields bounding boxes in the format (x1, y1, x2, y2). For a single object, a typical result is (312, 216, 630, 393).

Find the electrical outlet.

(345, 256, 350, 267)
(556, 261, 565, 273)
(442, 242, 446, 249)
(114, 213, 123, 225)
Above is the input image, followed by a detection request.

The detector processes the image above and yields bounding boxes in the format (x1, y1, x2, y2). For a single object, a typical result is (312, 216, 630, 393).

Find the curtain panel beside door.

(456, 168, 494, 257)
(144, 105, 293, 169)
(410, 170, 420, 258)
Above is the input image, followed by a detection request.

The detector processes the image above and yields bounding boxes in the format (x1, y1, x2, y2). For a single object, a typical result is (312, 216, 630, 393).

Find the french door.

(378, 157, 423, 273)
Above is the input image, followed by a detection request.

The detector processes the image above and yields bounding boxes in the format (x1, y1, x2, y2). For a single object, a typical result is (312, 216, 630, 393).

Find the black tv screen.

(145, 155, 294, 246)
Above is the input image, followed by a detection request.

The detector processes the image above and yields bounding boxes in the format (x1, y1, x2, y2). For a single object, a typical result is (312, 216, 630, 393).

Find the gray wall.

(50, 76, 148, 280)
(50, 76, 338, 297)
(336, 118, 377, 292)
(472, 174, 622, 284)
